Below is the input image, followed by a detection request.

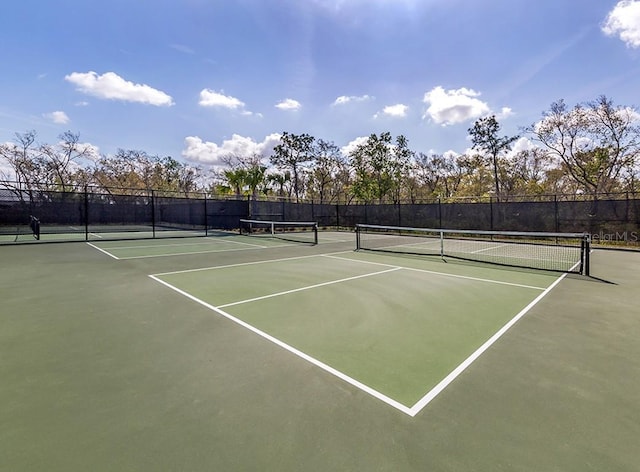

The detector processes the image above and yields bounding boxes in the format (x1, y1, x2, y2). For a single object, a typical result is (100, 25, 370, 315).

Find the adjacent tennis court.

(2, 227, 640, 471)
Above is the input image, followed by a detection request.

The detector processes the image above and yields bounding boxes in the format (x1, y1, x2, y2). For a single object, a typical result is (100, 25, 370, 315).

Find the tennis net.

(355, 224, 590, 275)
(239, 219, 319, 245)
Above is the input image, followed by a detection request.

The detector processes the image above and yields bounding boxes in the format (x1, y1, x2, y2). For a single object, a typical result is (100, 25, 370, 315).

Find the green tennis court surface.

(2, 232, 640, 471)
(152, 252, 556, 412)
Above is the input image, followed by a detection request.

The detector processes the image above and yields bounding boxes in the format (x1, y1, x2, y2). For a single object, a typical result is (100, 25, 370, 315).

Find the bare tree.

(39, 131, 96, 191)
(0, 131, 44, 192)
(500, 147, 553, 196)
(527, 96, 640, 196)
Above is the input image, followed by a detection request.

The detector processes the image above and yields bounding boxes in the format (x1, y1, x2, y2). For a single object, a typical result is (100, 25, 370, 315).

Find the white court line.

(112, 246, 276, 260)
(86, 242, 120, 259)
(150, 263, 569, 417)
(87, 240, 292, 260)
(97, 241, 218, 250)
(470, 243, 507, 254)
(322, 254, 547, 291)
(408, 265, 576, 416)
(218, 267, 402, 308)
(149, 273, 414, 416)
(86, 242, 262, 260)
(153, 252, 351, 277)
(221, 239, 268, 248)
(149, 255, 574, 417)
(94, 238, 266, 251)
(322, 237, 354, 243)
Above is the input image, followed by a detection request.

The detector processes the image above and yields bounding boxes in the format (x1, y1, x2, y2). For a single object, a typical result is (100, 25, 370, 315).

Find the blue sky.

(2, 0, 640, 168)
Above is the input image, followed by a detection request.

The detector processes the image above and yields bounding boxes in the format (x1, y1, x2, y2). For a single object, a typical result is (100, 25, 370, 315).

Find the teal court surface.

(2, 230, 640, 471)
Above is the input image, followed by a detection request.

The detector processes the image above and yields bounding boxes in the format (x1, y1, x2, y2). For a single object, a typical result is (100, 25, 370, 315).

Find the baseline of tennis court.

(87, 236, 274, 259)
(150, 251, 562, 416)
(87, 231, 354, 259)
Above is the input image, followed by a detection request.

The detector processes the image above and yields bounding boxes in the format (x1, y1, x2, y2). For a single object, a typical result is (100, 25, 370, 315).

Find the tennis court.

(2, 228, 640, 471)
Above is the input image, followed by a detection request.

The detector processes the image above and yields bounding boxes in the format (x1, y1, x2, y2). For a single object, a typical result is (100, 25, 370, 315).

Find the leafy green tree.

(223, 168, 248, 198)
(390, 134, 413, 203)
(349, 132, 411, 203)
(267, 171, 292, 198)
(468, 115, 519, 200)
(244, 164, 267, 199)
(218, 152, 267, 199)
(307, 139, 346, 204)
(454, 153, 493, 199)
(270, 132, 315, 202)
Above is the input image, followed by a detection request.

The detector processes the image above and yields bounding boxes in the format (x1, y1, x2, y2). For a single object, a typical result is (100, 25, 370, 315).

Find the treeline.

(1, 95, 639, 202)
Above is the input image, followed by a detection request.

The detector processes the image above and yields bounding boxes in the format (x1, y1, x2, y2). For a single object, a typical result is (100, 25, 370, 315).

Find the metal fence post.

(84, 185, 89, 241)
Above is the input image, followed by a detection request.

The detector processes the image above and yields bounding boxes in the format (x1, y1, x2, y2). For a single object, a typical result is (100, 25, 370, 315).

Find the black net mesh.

(207, 199, 248, 230)
(1, 185, 638, 248)
(356, 224, 589, 274)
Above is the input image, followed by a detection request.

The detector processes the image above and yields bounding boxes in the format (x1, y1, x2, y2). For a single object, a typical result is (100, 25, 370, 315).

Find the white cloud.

(181, 133, 281, 166)
(198, 89, 261, 116)
(333, 94, 373, 106)
(199, 89, 245, 109)
(375, 103, 408, 118)
(44, 111, 70, 124)
(508, 136, 536, 157)
(602, 0, 640, 48)
(442, 149, 461, 160)
(422, 86, 490, 125)
(496, 107, 514, 119)
(65, 71, 174, 106)
(275, 98, 302, 111)
(340, 136, 369, 156)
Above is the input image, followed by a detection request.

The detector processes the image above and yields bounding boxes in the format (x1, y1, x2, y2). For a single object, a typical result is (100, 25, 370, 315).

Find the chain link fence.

(1, 185, 638, 247)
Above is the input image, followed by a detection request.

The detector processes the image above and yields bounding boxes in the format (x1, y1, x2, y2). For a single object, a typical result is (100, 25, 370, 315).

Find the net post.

(313, 223, 318, 245)
(439, 230, 444, 259)
(84, 184, 89, 241)
(356, 224, 361, 250)
(151, 190, 156, 238)
(204, 193, 208, 237)
(582, 234, 591, 276)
